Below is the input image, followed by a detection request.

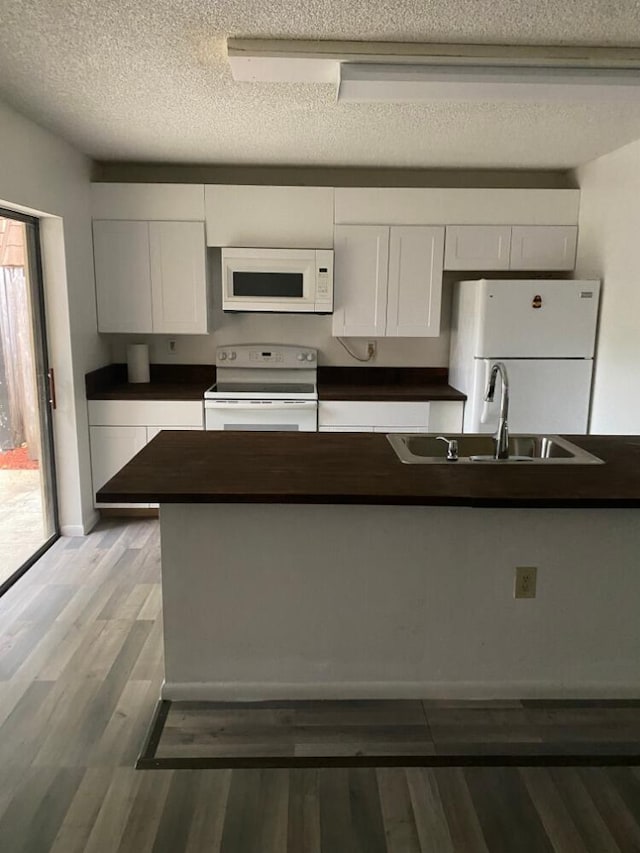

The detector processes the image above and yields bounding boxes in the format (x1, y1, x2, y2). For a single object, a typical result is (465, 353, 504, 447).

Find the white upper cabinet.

(149, 222, 207, 334)
(510, 225, 578, 270)
(333, 225, 444, 338)
(334, 188, 580, 226)
(91, 183, 205, 221)
(205, 185, 334, 248)
(93, 220, 207, 334)
(333, 225, 389, 337)
(93, 221, 153, 333)
(387, 227, 445, 337)
(444, 225, 511, 271)
(444, 224, 578, 271)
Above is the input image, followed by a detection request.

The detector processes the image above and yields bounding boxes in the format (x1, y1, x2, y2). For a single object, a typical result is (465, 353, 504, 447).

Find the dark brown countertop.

(317, 367, 466, 402)
(86, 363, 214, 401)
(97, 432, 640, 508)
(86, 364, 465, 403)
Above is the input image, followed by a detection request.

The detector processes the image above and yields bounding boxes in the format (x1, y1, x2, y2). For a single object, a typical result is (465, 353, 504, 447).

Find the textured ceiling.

(2, 1, 640, 168)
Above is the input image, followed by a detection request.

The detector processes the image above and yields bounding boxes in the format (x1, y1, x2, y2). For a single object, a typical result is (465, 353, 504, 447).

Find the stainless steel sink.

(387, 433, 604, 465)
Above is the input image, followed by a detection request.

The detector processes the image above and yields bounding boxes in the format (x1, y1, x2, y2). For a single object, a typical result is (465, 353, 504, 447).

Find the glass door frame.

(0, 206, 60, 597)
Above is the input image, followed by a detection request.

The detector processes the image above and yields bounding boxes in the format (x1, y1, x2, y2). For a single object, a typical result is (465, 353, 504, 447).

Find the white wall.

(0, 100, 108, 534)
(108, 250, 453, 366)
(162, 504, 640, 700)
(575, 139, 640, 434)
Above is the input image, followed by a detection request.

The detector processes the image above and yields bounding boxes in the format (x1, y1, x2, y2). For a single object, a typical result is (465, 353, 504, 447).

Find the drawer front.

(319, 400, 430, 429)
(88, 399, 203, 427)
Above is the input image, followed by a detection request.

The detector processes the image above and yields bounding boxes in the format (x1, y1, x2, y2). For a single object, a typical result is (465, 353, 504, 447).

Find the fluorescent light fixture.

(338, 62, 640, 103)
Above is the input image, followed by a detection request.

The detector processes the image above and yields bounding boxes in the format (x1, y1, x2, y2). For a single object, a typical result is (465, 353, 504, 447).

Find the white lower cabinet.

(90, 426, 149, 508)
(318, 400, 463, 433)
(88, 400, 203, 508)
(319, 401, 430, 432)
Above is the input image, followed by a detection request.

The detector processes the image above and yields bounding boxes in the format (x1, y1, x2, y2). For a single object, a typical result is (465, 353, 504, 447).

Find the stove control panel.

(216, 344, 317, 369)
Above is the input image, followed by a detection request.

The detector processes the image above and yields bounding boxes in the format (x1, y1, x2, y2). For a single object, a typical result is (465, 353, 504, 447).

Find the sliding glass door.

(0, 209, 58, 593)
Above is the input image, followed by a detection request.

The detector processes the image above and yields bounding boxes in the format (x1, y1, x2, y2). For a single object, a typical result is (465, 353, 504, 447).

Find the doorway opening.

(0, 209, 59, 594)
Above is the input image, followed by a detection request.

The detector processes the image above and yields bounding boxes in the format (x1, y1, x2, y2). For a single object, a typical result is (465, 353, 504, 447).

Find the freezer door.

(476, 280, 600, 358)
(464, 359, 594, 435)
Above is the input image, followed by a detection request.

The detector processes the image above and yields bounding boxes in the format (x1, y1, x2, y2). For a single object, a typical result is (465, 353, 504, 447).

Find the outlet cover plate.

(515, 566, 537, 599)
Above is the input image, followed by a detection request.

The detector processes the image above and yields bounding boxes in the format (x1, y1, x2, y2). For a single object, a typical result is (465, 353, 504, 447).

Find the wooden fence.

(0, 266, 40, 458)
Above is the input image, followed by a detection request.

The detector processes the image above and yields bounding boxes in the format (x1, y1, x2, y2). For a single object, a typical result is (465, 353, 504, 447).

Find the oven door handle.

(204, 400, 318, 411)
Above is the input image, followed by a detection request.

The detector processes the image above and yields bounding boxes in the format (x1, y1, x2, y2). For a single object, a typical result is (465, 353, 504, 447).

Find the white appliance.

(449, 279, 600, 434)
(204, 344, 318, 431)
(221, 248, 333, 313)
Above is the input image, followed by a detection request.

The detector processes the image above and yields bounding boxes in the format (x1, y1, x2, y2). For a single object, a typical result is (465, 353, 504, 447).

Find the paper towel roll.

(127, 344, 150, 384)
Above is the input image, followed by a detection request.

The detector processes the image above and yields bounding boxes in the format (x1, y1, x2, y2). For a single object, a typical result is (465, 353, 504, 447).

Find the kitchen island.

(98, 432, 640, 701)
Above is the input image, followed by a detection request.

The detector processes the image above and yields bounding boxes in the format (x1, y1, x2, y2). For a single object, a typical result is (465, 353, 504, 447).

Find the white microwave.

(221, 247, 333, 313)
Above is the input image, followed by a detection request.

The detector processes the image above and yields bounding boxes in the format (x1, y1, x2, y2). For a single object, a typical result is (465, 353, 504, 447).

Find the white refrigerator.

(449, 279, 600, 434)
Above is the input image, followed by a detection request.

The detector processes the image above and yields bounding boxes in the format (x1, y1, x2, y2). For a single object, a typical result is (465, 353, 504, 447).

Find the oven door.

(205, 399, 318, 431)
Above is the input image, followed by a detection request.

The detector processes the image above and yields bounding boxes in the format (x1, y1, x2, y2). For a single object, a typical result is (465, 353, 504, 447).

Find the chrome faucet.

(484, 362, 510, 459)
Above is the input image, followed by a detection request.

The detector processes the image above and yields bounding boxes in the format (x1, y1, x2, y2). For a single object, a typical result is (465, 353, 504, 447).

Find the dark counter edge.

(96, 491, 640, 508)
(86, 364, 466, 402)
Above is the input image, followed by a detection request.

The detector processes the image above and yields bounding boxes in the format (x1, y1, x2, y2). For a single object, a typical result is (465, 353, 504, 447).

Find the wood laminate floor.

(147, 698, 640, 766)
(2, 517, 640, 852)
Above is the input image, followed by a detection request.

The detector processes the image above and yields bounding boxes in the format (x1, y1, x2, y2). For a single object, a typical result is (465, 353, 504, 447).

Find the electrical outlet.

(515, 566, 537, 599)
(168, 339, 177, 355)
(367, 341, 377, 360)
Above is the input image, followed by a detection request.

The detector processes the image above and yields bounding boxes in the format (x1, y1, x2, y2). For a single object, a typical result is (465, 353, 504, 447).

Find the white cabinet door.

(91, 184, 205, 221)
(428, 401, 465, 433)
(205, 185, 334, 248)
(510, 226, 577, 270)
(149, 222, 207, 334)
(444, 225, 511, 271)
(93, 220, 208, 334)
(387, 226, 445, 337)
(89, 425, 148, 506)
(319, 400, 430, 430)
(332, 225, 389, 337)
(93, 221, 152, 333)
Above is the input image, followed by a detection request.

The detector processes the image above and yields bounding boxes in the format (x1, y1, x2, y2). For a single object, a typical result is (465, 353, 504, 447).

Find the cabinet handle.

(48, 367, 57, 410)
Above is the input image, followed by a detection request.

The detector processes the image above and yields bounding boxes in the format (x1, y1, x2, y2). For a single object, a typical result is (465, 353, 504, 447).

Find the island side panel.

(159, 503, 640, 701)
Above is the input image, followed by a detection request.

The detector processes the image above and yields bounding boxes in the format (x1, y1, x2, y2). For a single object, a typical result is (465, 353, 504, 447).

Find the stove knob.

(229, 351, 237, 361)
(219, 352, 227, 361)
(306, 352, 315, 361)
(297, 353, 305, 361)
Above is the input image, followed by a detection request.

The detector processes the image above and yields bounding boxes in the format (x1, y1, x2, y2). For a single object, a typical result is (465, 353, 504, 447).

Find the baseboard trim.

(161, 680, 640, 702)
(60, 509, 102, 537)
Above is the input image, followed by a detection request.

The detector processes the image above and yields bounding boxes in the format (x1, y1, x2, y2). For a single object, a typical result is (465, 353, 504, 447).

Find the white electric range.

(204, 344, 318, 431)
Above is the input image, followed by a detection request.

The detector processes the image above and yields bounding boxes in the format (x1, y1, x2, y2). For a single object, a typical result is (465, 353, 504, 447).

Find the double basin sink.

(387, 433, 604, 465)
